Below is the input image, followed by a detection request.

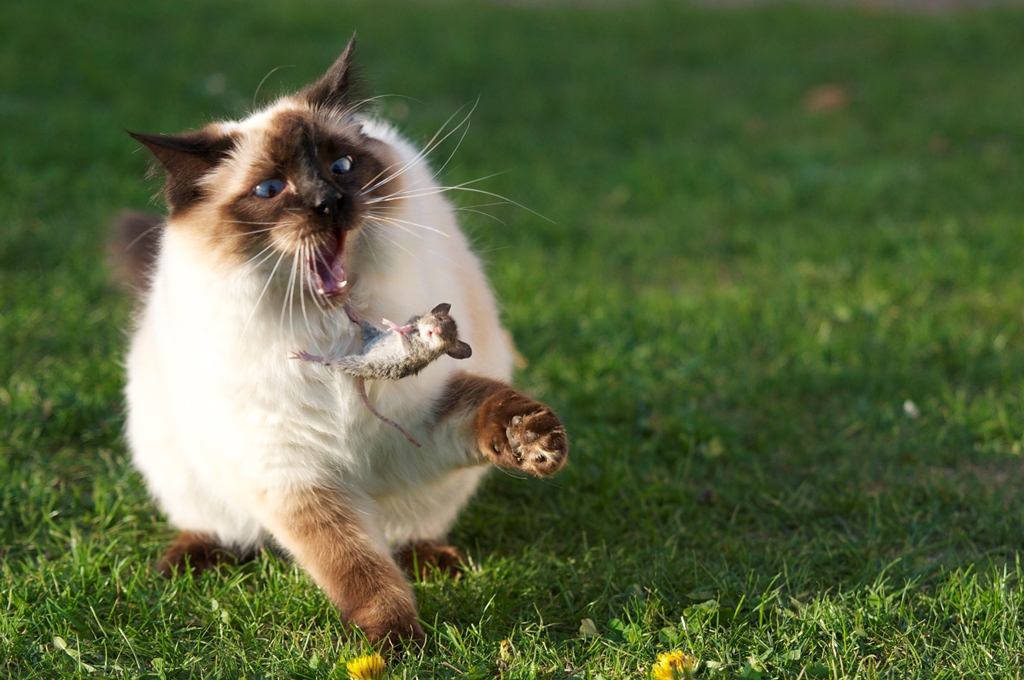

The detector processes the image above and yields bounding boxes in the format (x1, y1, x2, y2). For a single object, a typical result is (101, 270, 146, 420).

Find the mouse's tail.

(107, 210, 163, 295)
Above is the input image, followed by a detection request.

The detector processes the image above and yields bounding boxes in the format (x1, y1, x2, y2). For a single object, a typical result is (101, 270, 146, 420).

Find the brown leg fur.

(395, 541, 466, 580)
(263, 487, 424, 649)
(436, 371, 569, 477)
(157, 530, 242, 577)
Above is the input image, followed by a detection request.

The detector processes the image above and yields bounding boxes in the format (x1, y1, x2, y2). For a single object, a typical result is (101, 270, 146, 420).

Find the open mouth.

(308, 231, 347, 298)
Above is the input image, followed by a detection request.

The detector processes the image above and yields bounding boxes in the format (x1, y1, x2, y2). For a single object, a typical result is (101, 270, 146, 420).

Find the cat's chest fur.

(136, 225, 481, 498)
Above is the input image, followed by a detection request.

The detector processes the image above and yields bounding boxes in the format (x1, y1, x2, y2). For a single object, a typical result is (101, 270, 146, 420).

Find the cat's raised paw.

(478, 389, 568, 477)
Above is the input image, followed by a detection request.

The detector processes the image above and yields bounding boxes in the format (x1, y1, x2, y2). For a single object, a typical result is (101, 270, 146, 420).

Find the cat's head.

(131, 38, 405, 305)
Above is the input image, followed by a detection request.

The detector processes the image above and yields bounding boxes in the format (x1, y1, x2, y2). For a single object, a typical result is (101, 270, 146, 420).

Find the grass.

(3, 0, 1024, 677)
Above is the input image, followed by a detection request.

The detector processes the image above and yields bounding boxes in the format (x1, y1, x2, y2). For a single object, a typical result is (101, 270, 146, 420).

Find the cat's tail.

(108, 210, 162, 294)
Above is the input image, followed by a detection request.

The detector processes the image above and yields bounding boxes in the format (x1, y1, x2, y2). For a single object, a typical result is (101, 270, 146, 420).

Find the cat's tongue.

(311, 232, 347, 298)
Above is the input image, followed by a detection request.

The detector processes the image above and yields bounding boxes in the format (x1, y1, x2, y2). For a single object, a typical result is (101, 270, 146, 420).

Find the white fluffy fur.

(126, 99, 514, 555)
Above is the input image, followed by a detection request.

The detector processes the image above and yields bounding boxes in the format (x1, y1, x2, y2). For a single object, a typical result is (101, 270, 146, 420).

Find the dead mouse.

(291, 303, 472, 446)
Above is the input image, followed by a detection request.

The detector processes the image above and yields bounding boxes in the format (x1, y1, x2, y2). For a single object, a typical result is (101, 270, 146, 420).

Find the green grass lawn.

(4, 0, 1024, 677)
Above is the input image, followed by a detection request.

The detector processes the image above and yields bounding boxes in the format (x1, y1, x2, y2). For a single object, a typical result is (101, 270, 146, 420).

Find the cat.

(116, 38, 568, 648)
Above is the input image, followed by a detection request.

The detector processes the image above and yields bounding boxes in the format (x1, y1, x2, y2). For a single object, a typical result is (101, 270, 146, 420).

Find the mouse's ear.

(431, 302, 452, 315)
(446, 341, 472, 360)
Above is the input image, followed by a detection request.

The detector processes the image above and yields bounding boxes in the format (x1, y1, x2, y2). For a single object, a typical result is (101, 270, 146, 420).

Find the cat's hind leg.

(394, 541, 466, 580)
(157, 530, 255, 577)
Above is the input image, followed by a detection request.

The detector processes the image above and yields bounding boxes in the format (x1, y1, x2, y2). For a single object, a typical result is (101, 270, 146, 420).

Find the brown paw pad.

(477, 389, 569, 477)
(504, 410, 568, 477)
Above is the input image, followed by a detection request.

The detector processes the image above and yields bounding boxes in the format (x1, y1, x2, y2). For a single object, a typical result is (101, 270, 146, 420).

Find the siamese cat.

(119, 38, 568, 647)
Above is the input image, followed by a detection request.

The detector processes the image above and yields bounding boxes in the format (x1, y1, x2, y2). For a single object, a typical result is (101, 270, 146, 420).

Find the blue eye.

(331, 156, 354, 174)
(253, 179, 285, 199)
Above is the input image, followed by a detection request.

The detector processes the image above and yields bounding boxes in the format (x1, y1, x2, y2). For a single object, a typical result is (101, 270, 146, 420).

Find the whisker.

(314, 240, 334, 272)
(241, 241, 280, 269)
(298, 244, 312, 337)
(452, 187, 554, 222)
(358, 157, 416, 198)
(280, 247, 300, 333)
(363, 219, 459, 268)
(252, 64, 295, 109)
(376, 185, 554, 224)
(244, 248, 288, 333)
(359, 102, 476, 196)
(494, 466, 529, 480)
(364, 171, 509, 204)
(205, 225, 279, 240)
(289, 251, 300, 335)
(367, 214, 451, 238)
(304, 243, 330, 316)
(363, 220, 419, 260)
(124, 222, 164, 252)
(427, 98, 477, 183)
(451, 200, 510, 225)
(371, 218, 419, 240)
(359, 223, 385, 269)
(455, 207, 506, 225)
(455, 201, 509, 210)
(306, 243, 326, 307)
(472, 245, 516, 254)
(350, 93, 422, 110)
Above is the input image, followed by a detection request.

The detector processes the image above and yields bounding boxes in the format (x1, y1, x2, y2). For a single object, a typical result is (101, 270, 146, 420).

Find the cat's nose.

(314, 193, 347, 219)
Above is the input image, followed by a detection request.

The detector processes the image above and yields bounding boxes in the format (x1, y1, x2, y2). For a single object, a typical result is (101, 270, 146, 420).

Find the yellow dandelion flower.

(346, 652, 387, 679)
(651, 650, 695, 680)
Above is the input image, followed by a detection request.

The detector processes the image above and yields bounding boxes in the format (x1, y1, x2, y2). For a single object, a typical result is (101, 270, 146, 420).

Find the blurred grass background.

(4, 0, 1024, 677)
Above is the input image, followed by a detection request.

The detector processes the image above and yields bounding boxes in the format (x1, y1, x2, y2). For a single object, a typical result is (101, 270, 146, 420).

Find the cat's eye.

(330, 156, 354, 174)
(252, 179, 285, 199)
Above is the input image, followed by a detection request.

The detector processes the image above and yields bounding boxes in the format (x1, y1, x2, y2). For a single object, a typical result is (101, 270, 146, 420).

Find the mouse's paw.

(382, 318, 415, 335)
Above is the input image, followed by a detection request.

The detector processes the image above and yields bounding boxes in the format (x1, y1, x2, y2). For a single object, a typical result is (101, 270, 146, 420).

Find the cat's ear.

(129, 130, 236, 212)
(301, 35, 357, 110)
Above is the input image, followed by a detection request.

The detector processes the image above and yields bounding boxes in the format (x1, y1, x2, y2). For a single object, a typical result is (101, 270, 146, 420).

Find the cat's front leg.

(260, 486, 423, 648)
(437, 371, 569, 477)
